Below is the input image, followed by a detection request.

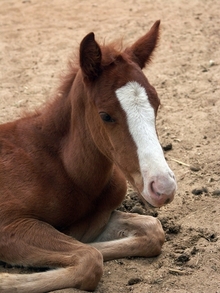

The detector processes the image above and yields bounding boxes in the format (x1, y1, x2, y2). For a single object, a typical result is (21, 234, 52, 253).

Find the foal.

(0, 21, 177, 292)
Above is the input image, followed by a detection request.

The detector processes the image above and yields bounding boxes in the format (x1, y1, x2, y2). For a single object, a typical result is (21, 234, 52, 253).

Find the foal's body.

(0, 21, 177, 292)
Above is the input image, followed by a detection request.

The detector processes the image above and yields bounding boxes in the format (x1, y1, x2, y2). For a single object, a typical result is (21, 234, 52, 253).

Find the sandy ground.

(0, 0, 220, 292)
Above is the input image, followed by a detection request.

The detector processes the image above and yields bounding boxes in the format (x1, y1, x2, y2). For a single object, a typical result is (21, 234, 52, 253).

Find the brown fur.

(0, 21, 166, 292)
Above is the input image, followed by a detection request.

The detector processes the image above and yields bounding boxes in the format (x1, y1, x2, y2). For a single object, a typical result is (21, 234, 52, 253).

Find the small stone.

(162, 143, 172, 151)
(176, 253, 190, 263)
(209, 60, 215, 66)
(190, 164, 201, 172)
(127, 278, 142, 285)
(192, 188, 203, 195)
(212, 190, 220, 196)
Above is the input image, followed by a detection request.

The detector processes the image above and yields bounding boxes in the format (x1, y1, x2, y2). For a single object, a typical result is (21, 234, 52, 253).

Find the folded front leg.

(90, 210, 165, 261)
(0, 219, 103, 293)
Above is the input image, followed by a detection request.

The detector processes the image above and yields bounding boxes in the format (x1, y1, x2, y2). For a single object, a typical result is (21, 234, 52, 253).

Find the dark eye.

(99, 112, 115, 123)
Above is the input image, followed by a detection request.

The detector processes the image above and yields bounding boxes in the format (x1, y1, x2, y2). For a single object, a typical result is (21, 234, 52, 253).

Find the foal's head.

(78, 21, 177, 208)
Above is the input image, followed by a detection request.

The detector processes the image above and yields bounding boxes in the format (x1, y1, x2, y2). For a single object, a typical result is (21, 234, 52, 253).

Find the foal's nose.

(132, 169, 177, 208)
(149, 172, 177, 207)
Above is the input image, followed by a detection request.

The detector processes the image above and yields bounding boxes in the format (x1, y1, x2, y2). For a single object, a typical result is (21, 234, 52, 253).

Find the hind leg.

(90, 210, 165, 261)
(0, 219, 103, 293)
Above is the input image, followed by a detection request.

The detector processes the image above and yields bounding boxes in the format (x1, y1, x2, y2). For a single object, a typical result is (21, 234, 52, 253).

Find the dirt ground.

(0, 0, 220, 292)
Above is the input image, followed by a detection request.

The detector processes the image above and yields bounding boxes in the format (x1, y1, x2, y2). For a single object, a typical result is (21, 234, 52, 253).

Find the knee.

(79, 247, 103, 291)
(91, 247, 104, 278)
(139, 217, 165, 257)
(149, 218, 165, 256)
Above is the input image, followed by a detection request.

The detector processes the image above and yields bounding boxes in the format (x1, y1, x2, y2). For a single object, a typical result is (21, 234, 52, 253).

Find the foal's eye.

(99, 112, 115, 123)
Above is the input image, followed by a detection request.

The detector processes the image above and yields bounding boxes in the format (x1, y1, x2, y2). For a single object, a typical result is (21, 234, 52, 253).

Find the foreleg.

(90, 211, 165, 261)
(0, 219, 103, 293)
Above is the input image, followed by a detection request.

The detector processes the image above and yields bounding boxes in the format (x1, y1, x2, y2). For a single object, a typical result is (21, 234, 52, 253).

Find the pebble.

(209, 60, 215, 66)
(192, 188, 203, 195)
(162, 143, 172, 151)
(212, 190, 220, 196)
(192, 187, 208, 195)
(190, 164, 201, 172)
(176, 253, 190, 263)
(127, 278, 142, 285)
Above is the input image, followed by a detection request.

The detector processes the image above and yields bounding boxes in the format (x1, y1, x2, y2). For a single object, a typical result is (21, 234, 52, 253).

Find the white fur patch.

(115, 81, 167, 178)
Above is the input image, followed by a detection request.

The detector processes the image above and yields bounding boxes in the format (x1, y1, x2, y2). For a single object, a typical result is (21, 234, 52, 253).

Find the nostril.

(150, 176, 176, 197)
(151, 181, 161, 197)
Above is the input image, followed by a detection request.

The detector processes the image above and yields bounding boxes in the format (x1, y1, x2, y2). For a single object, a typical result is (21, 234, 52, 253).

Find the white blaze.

(115, 81, 173, 199)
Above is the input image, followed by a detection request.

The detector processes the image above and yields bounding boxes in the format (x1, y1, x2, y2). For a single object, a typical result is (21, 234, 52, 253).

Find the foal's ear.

(125, 20, 160, 69)
(80, 32, 102, 81)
